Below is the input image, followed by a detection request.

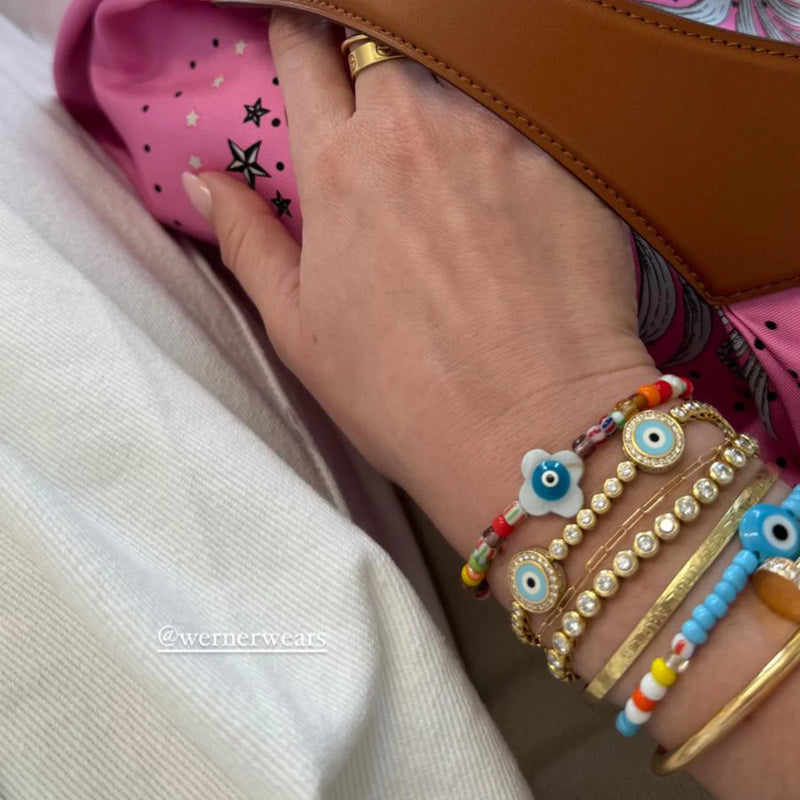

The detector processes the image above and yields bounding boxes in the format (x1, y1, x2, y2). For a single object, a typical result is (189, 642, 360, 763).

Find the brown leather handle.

(219, 0, 800, 305)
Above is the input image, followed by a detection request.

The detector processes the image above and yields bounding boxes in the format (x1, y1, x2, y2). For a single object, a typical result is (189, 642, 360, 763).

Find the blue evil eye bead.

(519, 449, 584, 518)
(508, 548, 566, 613)
(738, 501, 800, 561)
(532, 459, 571, 501)
(621, 411, 685, 473)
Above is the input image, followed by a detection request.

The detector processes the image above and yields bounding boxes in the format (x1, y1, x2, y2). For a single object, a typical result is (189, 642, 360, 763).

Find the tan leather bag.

(219, 0, 800, 305)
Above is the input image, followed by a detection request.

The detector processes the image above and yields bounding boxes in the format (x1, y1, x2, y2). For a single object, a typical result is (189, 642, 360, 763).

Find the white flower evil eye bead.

(621, 410, 685, 473)
(518, 449, 584, 517)
(508, 548, 566, 613)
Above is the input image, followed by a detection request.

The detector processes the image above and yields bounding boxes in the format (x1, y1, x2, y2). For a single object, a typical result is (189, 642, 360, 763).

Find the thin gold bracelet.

(653, 626, 800, 774)
(584, 467, 777, 703)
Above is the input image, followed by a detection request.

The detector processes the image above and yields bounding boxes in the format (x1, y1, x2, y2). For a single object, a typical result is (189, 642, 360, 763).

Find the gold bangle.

(584, 467, 777, 702)
(653, 626, 800, 774)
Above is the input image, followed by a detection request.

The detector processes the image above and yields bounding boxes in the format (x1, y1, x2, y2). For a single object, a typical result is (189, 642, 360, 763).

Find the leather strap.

(218, 0, 800, 305)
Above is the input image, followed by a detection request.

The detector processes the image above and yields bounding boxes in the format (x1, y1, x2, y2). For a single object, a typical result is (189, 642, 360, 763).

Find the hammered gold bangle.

(584, 467, 777, 702)
(653, 626, 800, 774)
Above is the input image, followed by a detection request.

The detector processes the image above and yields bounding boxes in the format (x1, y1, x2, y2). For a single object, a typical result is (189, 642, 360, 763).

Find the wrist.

(404, 358, 662, 586)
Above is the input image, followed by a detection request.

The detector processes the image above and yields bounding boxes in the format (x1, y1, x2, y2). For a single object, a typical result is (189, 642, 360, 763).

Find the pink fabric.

(53, 0, 799, 482)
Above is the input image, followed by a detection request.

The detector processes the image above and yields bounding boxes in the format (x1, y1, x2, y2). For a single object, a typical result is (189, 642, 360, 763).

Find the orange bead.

(637, 384, 662, 409)
(632, 687, 657, 712)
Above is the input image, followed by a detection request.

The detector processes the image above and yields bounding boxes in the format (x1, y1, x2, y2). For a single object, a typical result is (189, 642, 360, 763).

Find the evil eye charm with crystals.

(739, 487, 800, 561)
(508, 548, 566, 613)
(621, 410, 685, 473)
(518, 449, 584, 517)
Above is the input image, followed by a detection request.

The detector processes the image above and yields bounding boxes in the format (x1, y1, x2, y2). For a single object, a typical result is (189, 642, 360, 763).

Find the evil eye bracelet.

(461, 375, 694, 598)
(508, 401, 741, 665)
(546, 431, 753, 682)
(616, 484, 800, 738)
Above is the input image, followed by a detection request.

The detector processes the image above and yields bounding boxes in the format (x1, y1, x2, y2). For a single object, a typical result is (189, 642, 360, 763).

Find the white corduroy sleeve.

(0, 14, 533, 800)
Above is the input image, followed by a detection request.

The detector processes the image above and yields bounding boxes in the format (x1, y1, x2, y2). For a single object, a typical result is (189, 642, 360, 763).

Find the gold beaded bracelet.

(544, 433, 753, 682)
(508, 402, 736, 632)
(534, 446, 720, 648)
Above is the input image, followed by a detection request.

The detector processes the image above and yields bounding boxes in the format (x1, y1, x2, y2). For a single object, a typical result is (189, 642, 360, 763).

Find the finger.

(269, 10, 354, 172)
(182, 171, 302, 362)
(354, 54, 439, 111)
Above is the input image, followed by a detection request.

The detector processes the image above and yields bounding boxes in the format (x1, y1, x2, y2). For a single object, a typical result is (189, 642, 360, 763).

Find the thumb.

(182, 171, 302, 359)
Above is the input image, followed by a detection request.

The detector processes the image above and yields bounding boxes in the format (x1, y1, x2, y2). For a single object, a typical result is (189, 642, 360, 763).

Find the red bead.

(491, 514, 514, 539)
(475, 580, 492, 600)
(680, 376, 694, 399)
(632, 687, 657, 712)
(653, 380, 673, 403)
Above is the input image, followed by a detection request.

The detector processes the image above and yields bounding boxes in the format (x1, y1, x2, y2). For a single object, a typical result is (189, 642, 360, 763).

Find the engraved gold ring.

(341, 33, 406, 80)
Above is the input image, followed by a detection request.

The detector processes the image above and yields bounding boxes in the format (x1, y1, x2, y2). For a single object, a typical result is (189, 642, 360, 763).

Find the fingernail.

(182, 172, 212, 220)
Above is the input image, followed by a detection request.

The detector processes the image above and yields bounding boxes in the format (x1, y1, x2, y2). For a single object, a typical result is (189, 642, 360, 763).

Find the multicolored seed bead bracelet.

(461, 375, 694, 598)
(616, 483, 800, 738)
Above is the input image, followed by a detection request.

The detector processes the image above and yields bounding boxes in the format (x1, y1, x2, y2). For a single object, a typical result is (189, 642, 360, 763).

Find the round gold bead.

(576, 590, 601, 618)
(593, 569, 620, 598)
(562, 611, 585, 639)
(590, 493, 612, 515)
(563, 524, 583, 546)
(548, 539, 569, 561)
(674, 495, 701, 522)
(603, 477, 624, 499)
(722, 447, 747, 470)
(613, 550, 639, 578)
(692, 478, 719, 505)
(552, 630, 573, 655)
(633, 531, 660, 558)
(616, 461, 637, 483)
(576, 508, 597, 530)
(654, 512, 681, 541)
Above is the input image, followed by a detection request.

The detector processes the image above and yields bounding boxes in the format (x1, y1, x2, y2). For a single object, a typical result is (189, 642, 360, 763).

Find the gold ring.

(343, 37, 405, 80)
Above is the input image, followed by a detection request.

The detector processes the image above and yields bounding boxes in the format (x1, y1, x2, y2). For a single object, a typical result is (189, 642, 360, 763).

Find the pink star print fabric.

(53, 0, 799, 481)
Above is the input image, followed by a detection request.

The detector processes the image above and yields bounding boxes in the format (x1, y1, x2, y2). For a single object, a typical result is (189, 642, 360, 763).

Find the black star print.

(271, 191, 292, 218)
(243, 97, 269, 127)
(226, 139, 270, 189)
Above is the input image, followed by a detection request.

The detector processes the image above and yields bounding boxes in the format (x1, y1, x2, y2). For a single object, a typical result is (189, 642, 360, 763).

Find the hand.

(185, 10, 657, 551)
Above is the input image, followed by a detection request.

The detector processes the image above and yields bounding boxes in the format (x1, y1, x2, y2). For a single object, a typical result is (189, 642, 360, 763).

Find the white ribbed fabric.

(0, 14, 532, 800)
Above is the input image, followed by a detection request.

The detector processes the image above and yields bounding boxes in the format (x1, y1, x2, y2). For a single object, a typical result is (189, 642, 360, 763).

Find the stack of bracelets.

(458, 373, 800, 774)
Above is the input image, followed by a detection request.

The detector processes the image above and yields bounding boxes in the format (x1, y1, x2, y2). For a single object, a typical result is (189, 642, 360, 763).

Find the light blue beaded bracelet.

(617, 484, 800, 737)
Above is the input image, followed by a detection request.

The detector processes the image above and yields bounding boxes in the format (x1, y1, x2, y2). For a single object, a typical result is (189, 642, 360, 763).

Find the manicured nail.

(182, 172, 212, 220)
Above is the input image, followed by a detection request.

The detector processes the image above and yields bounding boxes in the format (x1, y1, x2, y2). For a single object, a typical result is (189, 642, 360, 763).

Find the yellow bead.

(651, 657, 677, 687)
(461, 564, 484, 588)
